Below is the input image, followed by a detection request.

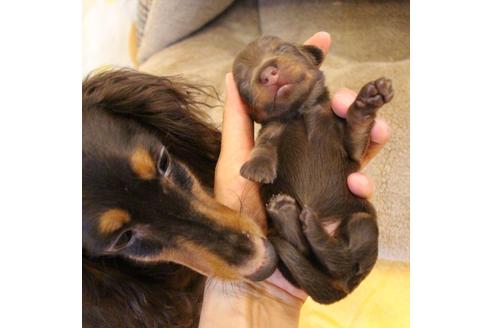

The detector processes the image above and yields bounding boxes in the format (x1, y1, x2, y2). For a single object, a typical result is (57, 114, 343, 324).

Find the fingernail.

(317, 31, 331, 39)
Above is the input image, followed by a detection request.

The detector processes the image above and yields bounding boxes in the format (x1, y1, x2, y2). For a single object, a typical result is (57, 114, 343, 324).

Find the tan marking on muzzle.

(130, 147, 156, 180)
(98, 208, 130, 234)
(132, 238, 248, 280)
(190, 179, 264, 237)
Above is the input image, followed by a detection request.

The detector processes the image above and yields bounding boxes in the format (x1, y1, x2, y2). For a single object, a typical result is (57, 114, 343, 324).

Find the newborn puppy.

(233, 36, 394, 304)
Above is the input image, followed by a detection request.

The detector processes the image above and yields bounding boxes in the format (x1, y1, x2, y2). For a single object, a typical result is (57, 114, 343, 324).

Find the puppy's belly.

(261, 119, 363, 217)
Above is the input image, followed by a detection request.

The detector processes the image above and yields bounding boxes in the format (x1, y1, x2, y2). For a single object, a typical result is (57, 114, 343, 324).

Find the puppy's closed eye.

(277, 44, 295, 53)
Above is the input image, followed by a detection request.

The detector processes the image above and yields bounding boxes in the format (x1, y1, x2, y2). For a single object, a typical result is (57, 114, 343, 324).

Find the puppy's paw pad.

(375, 78, 394, 103)
(357, 78, 394, 111)
(267, 194, 297, 215)
(240, 156, 276, 184)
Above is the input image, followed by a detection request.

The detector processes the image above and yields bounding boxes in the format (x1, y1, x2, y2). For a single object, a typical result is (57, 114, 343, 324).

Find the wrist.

(199, 278, 304, 328)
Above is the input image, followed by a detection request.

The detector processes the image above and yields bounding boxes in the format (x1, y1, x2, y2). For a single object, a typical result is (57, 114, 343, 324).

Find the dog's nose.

(260, 66, 279, 86)
(246, 238, 278, 281)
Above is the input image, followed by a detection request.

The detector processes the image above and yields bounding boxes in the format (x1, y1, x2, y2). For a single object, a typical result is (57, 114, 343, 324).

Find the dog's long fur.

(233, 36, 394, 304)
(82, 69, 277, 328)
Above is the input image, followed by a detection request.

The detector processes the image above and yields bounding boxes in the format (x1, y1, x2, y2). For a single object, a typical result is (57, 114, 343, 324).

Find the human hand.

(199, 67, 306, 328)
(214, 70, 308, 300)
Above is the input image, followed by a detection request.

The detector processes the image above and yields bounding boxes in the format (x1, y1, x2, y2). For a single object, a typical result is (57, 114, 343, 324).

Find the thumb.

(220, 73, 254, 162)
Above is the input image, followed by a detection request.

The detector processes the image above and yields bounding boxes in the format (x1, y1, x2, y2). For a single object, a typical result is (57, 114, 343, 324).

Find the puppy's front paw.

(240, 156, 277, 183)
(355, 78, 394, 112)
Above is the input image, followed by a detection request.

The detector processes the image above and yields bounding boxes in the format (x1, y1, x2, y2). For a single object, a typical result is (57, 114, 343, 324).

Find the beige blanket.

(139, 0, 409, 261)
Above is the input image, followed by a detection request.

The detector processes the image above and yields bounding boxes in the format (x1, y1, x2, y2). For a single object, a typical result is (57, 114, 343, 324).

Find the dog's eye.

(109, 229, 135, 252)
(158, 146, 171, 176)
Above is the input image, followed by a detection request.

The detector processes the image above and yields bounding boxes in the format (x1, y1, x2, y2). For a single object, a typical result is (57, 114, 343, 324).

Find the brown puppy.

(233, 36, 394, 304)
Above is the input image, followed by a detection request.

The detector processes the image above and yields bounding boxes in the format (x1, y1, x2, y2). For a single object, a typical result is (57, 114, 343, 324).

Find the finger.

(362, 118, 391, 167)
(220, 73, 255, 160)
(331, 88, 357, 118)
(266, 269, 308, 301)
(347, 172, 375, 199)
(303, 31, 331, 56)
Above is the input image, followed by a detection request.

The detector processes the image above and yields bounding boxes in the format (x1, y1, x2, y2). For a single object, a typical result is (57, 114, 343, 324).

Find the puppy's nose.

(260, 66, 279, 86)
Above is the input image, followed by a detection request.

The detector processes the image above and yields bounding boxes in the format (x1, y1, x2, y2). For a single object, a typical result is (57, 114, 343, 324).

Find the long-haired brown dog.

(82, 69, 277, 328)
(233, 36, 394, 304)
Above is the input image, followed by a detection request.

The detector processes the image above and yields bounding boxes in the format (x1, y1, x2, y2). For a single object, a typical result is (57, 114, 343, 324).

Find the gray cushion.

(137, 0, 235, 63)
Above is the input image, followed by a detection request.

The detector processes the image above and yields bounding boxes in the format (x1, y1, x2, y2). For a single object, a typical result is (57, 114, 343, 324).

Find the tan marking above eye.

(99, 208, 130, 234)
(130, 147, 156, 180)
(174, 239, 240, 280)
(131, 239, 241, 280)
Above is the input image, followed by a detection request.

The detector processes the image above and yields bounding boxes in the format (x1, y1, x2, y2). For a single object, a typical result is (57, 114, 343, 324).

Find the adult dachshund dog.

(82, 69, 277, 328)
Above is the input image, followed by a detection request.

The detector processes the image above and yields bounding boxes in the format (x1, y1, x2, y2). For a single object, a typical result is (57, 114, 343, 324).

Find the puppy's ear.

(300, 45, 324, 66)
(82, 69, 220, 186)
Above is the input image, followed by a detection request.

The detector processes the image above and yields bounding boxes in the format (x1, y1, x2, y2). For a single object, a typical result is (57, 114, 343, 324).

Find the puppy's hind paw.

(299, 206, 318, 230)
(240, 156, 277, 184)
(267, 194, 297, 217)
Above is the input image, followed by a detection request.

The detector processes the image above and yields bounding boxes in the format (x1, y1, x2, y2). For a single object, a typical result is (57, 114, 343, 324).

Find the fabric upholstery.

(140, 0, 410, 261)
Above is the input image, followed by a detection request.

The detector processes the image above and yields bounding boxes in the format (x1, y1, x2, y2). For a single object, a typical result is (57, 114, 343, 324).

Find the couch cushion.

(137, 0, 235, 64)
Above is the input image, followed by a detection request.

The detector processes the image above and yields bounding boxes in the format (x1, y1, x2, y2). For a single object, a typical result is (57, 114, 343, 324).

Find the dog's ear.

(82, 69, 220, 186)
(300, 45, 324, 66)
